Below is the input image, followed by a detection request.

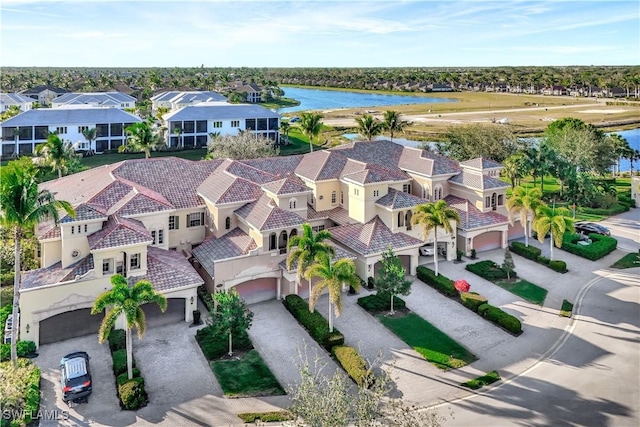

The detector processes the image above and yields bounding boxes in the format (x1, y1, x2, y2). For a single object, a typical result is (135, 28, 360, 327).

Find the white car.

(419, 246, 435, 256)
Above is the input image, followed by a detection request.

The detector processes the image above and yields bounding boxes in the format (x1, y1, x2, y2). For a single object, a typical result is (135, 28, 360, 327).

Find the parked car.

(574, 222, 611, 236)
(60, 352, 92, 403)
(290, 116, 300, 123)
(419, 245, 435, 256)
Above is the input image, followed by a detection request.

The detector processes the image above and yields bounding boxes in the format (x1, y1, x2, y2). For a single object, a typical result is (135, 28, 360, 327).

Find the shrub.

(456, 250, 463, 261)
(0, 305, 11, 332)
(580, 203, 629, 216)
(118, 379, 147, 410)
(195, 325, 252, 360)
(537, 256, 550, 265)
(470, 249, 477, 259)
(367, 276, 375, 290)
(1, 341, 37, 362)
(357, 293, 406, 313)
(510, 242, 541, 261)
(108, 329, 126, 353)
(549, 260, 567, 272)
(0, 272, 13, 288)
(116, 368, 142, 386)
(332, 346, 373, 387)
(462, 370, 500, 390)
(562, 233, 618, 261)
(283, 295, 344, 351)
(112, 349, 136, 377)
(460, 292, 488, 312)
(416, 266, 457, 297)
(237, 412, 294, 423)
(466, 260, 508, 281)
(478, 304, 521, 334)
(0, 359, 40, 427)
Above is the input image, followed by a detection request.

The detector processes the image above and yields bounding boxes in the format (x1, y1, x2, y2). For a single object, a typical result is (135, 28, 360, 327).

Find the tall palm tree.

(304, 252, 360, 333)
(383, 110, 410, 142)
(0, 159, 74, 367)
(279, 121, 290, 145)
(506, 186, 543, 247)
(35, 132, 77, 179)
(286, 223, 335, 297)
(81, 127, 97, 153)
(119, 122, 164, 159)
(92, 274, 167, 380)
(355, 114, 384, 141)
(411, 200, 460, 276)
(532, 205, 574, 260)
(298, 112, 323, 153)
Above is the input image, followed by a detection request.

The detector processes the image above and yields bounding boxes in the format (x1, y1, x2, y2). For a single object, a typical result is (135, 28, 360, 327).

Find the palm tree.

(0, 159, 74, 367)
(355, 114, 384, 141)
(35, 132, 77, 179)
(286, 223, 335, 297)
(304, 252, 360, 333)
(532, 205, 574, 260)
(119, 122, 164, 159)
(92, 274, 167, 380)
(298, 112, 323, 153)
(383, 110, 410, 141)
(279, 121, 290, 145)
(506, 186, 543, 247)
(81, 127, 97, 153)
(172, 127, 183, 149)
(411, 200, 460, 276)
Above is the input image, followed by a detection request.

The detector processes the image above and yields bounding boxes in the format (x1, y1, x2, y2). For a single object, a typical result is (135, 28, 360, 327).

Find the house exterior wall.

(347, 182, 366, 223)
(213, 252, 283, 289)
(41, 239, 62, 269)
(165, 208, 207, 251)
(311, 181, 340, 212)
(129, 212, 171, 251)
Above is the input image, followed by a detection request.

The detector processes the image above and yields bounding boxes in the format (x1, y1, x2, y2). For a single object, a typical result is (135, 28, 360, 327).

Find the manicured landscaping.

(357, 293, 406, 313)
(461, 370, 501, 390)
(610, 252, 640, 269)
(560, 299, 574, 318)
(0, 358, 41, 427)
(211, 350, 285, 398)
(467, 260, 548, 305)
(108, 329, 148, 410)
(332, 345, 374, 387)
(0, 341, 37, 362)
(196, 325, 253, 360)
(562, 233, 618, 261)
(283, 294, 344, 351)
(377, 312, 476, 369)
(510, 241, 568, 273)
(237, 411, 294, 423)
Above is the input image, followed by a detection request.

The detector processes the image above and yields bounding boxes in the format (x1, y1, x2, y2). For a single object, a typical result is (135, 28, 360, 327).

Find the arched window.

(398, 211, 405, 227)
(497, 194, 504, 206)
(225, 217, 231, 230)
(491, 193, 497, 210)
(434, 186, 443, 201)
(405, 211, 412, 230)
(331, 191, 337, 204)
(269, 233, 277, 250)
(290, 229, 298, 238)
(423, 184, 431, 200)
(289, 198, 297, 209)
(340, 191, 344, 204)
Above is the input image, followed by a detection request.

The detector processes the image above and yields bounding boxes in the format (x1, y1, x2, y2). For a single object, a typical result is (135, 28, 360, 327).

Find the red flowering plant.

(454, 279, 470, 293)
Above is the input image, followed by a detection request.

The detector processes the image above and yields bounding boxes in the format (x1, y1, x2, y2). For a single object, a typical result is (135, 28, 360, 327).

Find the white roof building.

(51, 92, 136, 109)
(1, 93, 34, 112)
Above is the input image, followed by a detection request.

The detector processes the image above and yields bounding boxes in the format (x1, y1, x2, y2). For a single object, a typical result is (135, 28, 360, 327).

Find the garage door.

(473, 231, 502, 252)
(234, 278, 277, 305)
(508, 221, 526, 240)
(374, 255, 411, 277)
(39, 308, 103, 345)
(143, 298, 185, 328)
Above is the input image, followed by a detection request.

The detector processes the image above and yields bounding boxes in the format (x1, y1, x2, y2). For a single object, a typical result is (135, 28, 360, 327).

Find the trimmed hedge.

(107, 329, 147, 410)
(332, 345, 373, 387)
(466, 260, 509, 281)
(357, 293, 406, 313)
(118, 379, 148, 410)
(238, 411, 294, 423)
(0, 341, 37, 362)
(416, 266, 457, 297)
(580, 203, 629, 216)
(478, 303, 522, 334)
(108, 329, 126, 353)
(548, 260, 567, 272)
(0, 305, 11, 334)
(460, 292, 488, 312)
(283, 295, 344, 351)
(510, 241, 541, 261)
(112, 349, 136, 377)
(116, 369, 142, 386)
(562, 233, 618, 261)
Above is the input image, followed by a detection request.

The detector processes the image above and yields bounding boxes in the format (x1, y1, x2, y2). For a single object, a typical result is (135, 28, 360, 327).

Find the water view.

(279, 86, 456, 114)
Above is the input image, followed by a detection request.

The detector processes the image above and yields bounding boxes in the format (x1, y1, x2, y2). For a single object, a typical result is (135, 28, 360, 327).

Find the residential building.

(162, 102, 279, 147)
(1, 93, 34, 112)
(150, 91, 227, 113)
(20, 139, 514, 348)
(19, 85, 69, 106)
(426, 83, 454, 92)
(0, 107, 142, 156)
(231, 83, 263, 103)
(51, 92, 136, 109)
(632, 176, 640, 207)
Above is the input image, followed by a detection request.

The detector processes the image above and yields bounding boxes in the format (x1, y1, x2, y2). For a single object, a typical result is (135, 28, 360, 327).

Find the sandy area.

(577, 109, 629, 114)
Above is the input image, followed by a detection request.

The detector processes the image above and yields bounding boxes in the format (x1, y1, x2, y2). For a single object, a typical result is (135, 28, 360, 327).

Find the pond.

(279, 86, 456, 114)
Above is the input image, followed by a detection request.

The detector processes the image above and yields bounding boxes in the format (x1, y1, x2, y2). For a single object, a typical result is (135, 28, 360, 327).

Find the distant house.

(426, 83, 453, 92)
(51, 92, 136, 109)
(150, 91, 227, 112)
(542, 86, 567, 96)
(19, 85, 69, 106)
(162, 102, 279, 147)
(0, 93, 34, 112)
(604, 87, 625, 98)
(235, 83, 263, 103)
(0, 107, 142, 156)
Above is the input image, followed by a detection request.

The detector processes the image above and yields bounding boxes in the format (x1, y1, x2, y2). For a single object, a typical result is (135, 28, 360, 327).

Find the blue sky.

(1, 0, 638, 67)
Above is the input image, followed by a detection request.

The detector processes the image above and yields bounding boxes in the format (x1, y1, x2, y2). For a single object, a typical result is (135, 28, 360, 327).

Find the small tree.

(210, 289, 253, 356)
(374, 247, 412, 315)
(206, 132, 279, 160)
(502, 248, 516, 280)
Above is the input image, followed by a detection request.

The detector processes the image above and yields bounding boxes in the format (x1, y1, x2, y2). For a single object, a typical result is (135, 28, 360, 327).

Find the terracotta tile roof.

(333, 140, 404, 168)
(242, 155, 304, 176)
(197, 168, 262, 205)
(61, 254, 95, 282)
(323, 206, 354, 226)
(444, 195, 509, 231)
(61, 203, 107, 223)
(39, 163, 122, 207)
(88, 215, 152, 250)
(39, 226, 61, 240)
(416, 149, 461, 175)
(226, 161, 276, 184)
(280, 244, 357, 272)
(460, 157, 503, 170)
(88, 181, 133, 211)
(329, 216, 423, 256)
(117, 193, 175, 216)
(295, 151, 341, 181)
(192, 228, 258, 278)
(113, 157, 223, 209)
(235, 194, 305, 231)
(339, 159, 366, 179)
(343, 164, 409, 184)
(375, 188, 429, 210)
(449, 171, 509, 190)
(262, 175, 311, 195)
(127, 247, 203, 292)
(20, 262, 70, 290)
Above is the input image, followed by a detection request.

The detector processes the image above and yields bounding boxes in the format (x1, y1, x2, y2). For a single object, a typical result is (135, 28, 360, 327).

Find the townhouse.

(1, 93, 34, 112)
(150, 91, 227, 113)
(51, 92, 136, 109)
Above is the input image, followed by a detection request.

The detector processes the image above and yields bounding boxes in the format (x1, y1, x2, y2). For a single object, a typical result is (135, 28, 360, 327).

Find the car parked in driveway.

(574, 222, 611, 236)
(60, 351, 92, 403)
(419, 245, 435, 256)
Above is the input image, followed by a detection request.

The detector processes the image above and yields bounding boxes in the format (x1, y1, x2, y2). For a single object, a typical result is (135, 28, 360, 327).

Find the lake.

(279, 86, 456, 114)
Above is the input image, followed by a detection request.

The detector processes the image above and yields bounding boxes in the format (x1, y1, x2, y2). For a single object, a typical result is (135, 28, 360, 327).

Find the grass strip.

(495, 279, 548, 305)
(560, 299, 574, 318)
(461, 371, 500, 390)
(377, 312, 476, 370)
(211, 350, 285, 398)
(610, 252, 640, 269)
(237, 411, 294, 423)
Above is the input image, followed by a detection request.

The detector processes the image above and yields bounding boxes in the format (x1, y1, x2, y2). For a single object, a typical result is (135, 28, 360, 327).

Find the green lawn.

(279, 127, 326, 155)
(610, 252, 640, 269)
(210, 350, 285, 398)
(377, 312, 476, 369)
(461, 371, 501, 390)
(496, 279, 548, 305)
(259, 97, 300, 110)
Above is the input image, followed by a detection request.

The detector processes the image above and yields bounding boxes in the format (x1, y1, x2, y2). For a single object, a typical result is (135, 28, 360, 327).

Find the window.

(269, 233, 277, 251)
(289, 198, 297, 209)
(312, 225, 325, 233)
(498, 194, 504, 206)
(71, 226, 75, 234)
(102, 259, 113, 274)
(212, 121, 222, 128)
(373, 190, 379, 197)
(55, 126, 67, 135)
(169, 215, 179, 230)
(231, 120, 240, 128)
(183, 121, 195, 133)
(331, 191, 337, 204)
(354, 188, 359, 196)
(96, 124, 109, 137)
(84, 224, 88, 233)
(245, 119, 256, 130)
(34, 126, 48, 140)
(187, 212, 205, 227)
(485, 196, 491, 208)
(78, 126, 89, 133)
(423, 185, 431, 200)
(37, 243, 41, 258)
(151, 229, 164, 245)
(433, 186, 443, 200)
(340, 191, 344, 204)
(257, 118, 267, 130)
(225, 217, 231, 230)
(398, 212, 405, 227)
(403, 183, 411, 194)
(130, 253, 140, 270)
(196, 121, 207, 133)
(110, 123, 123, 136)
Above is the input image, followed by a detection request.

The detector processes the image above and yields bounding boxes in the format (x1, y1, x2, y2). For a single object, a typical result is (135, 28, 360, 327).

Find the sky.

(1, 0, 638, 68)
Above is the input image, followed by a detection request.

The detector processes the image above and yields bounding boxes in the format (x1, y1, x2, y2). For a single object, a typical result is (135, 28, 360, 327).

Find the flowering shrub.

(454, 279, 470, 293)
